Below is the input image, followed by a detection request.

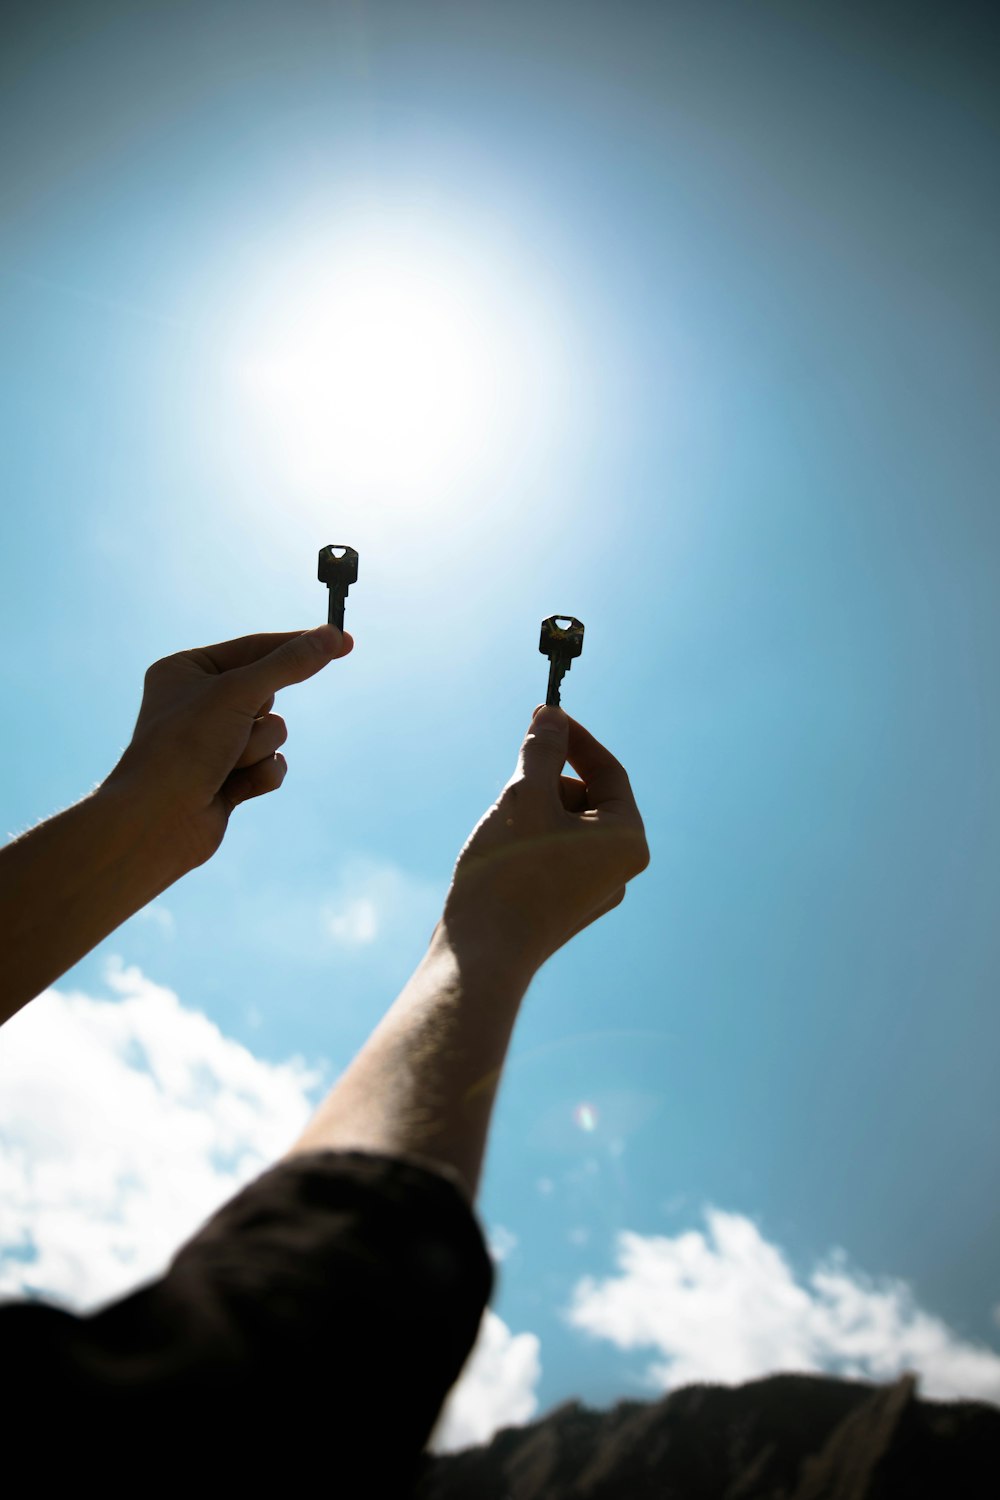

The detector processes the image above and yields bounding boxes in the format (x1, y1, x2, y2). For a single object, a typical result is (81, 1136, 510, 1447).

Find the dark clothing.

(2, 1150, 492, 1487)
(3, 1148, 996, 1493)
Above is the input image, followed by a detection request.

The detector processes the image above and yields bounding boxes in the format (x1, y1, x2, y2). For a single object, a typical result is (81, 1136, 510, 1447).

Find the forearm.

(0, 780, 184, 1026)
(288, 920, 535, 1200)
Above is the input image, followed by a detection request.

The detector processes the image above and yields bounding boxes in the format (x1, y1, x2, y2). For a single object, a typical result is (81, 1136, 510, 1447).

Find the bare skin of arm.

(3, 625, 645, 1208)
(0, 624, 352, 1027)
(288, 705, 650, 1201)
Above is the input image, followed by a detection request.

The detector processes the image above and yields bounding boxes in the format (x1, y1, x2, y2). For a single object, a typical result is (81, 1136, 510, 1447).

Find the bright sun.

(236, 237, 522, 501)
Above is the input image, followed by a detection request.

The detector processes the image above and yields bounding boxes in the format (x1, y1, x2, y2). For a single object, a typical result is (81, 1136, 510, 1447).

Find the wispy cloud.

(136, 902, 175, 936)
(568, 1210, 1000, 1405)
(487, 1225, 519, 1263)
(322, 855, 442, 951)
(214, 855, 445, 973)
(327, 896, 379, 946)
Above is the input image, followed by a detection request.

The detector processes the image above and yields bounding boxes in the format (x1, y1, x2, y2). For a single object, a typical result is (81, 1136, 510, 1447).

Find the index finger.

(564, 714, 641, 817)
(188, 630, 352, 676)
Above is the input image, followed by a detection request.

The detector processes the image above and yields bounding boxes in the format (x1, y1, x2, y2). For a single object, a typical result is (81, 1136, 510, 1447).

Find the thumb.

(518, 703, 569, 786)
(229, 625, 348, 702)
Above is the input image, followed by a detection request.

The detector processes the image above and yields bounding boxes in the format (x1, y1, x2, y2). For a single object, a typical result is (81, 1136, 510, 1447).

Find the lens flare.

(573, 1102, 599, 1133)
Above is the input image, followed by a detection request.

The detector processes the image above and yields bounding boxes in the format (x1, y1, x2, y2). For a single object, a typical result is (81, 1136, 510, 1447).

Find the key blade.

(545, 656, 570, 707)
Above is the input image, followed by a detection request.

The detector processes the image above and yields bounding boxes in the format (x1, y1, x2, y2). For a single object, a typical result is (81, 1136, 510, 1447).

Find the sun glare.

(235, 234, 535, 503)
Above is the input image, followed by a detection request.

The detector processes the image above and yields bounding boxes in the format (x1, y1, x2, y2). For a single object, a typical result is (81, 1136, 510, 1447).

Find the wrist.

(429, 914, 541, 993)
(93, 774, 193, 889)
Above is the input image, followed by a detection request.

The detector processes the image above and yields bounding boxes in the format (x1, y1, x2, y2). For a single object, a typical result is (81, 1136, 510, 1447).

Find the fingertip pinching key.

(539, 615, 585, 707)
(318, 545, 359, 630)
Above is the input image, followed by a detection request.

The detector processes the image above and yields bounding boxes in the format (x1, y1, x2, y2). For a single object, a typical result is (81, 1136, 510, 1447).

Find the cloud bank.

(568, 1209, 1000, 1406)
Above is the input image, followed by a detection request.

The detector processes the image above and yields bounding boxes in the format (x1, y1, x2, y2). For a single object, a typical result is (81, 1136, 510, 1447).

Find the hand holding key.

(103, 624, 353, 874)
(441, 704, 649, 976)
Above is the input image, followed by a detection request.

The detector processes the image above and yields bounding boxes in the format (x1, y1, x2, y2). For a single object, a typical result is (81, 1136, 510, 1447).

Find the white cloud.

(567, 1210, 1000, 1406)
(327, 896, 379, 946)
(323, 856, 442, 951)
(137, 902, 175, 936)
(0, 960, 321, 1310)
(431, 1310, 542, 1453)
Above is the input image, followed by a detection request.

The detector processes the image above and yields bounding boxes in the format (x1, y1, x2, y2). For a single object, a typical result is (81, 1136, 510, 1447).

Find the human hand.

(102, 625, 353, 873)
(440, 705, 649, 975)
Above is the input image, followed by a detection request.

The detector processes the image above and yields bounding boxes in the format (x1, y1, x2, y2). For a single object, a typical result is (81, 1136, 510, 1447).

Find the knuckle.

(270, 714, 288, 746)
(246, 762, 278, 798)
(276, 636, 321, 682)
(143, 656, 173, 687)
(621, 831, 650, 879)
(528, 725, 565, 753)
(291, 631, 326, 665)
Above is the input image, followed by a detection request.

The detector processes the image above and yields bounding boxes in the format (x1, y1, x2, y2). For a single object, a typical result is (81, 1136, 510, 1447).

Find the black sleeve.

(1, 1150, 493, 1487)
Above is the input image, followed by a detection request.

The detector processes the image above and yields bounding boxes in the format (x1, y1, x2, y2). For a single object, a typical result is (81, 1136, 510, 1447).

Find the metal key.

(318, 545, 359, 630)
(539, 615, 585, 707)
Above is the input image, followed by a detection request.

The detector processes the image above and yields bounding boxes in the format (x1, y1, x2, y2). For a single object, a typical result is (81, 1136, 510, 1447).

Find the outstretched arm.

(288, 702, 650, 1200)
(0, 623, 352, 1027)
(0, 697, 647, 1478)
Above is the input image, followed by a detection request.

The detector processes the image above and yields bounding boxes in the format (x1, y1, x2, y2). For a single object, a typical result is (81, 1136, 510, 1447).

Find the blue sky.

(2, 0, 999, 1428)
